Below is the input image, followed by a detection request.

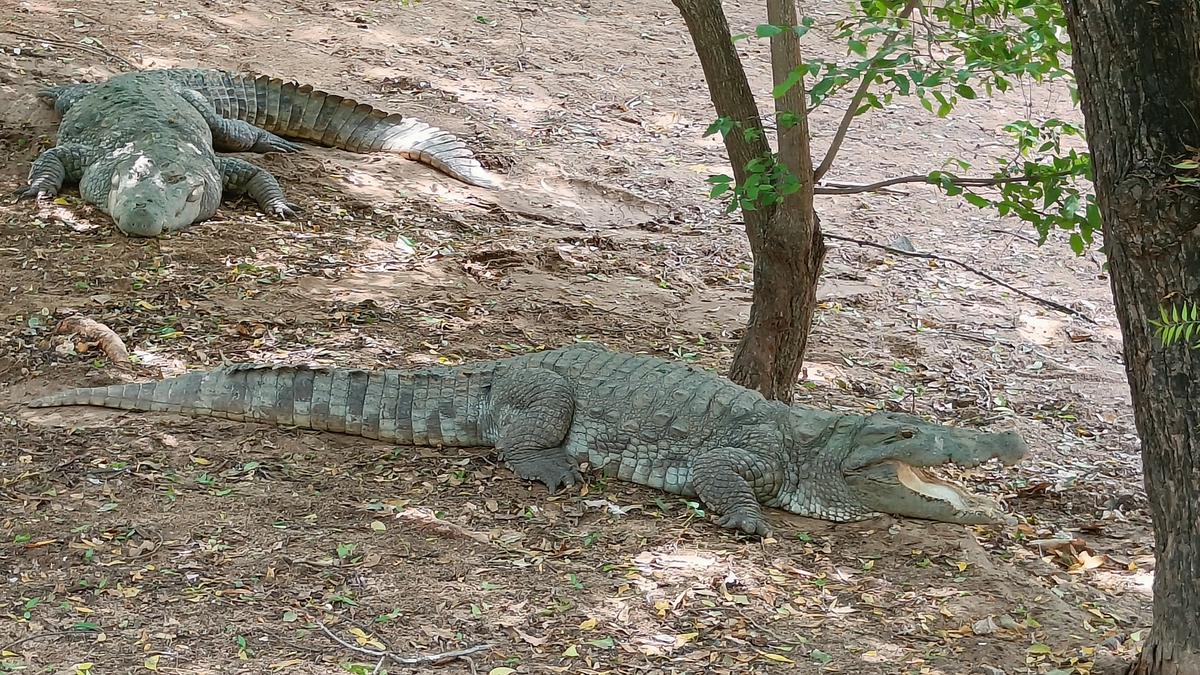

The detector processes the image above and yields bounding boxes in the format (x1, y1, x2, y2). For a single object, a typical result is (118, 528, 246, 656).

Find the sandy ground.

(0, 0, 1153, 672)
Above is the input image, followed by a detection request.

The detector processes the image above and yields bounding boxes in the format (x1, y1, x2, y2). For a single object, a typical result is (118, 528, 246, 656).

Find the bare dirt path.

(0, 0, 1150, 672)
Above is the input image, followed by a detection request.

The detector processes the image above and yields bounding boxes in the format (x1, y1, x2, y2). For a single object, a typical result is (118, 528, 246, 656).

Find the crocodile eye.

(186, 185, 204, 202)
(899, 428, 916, 439)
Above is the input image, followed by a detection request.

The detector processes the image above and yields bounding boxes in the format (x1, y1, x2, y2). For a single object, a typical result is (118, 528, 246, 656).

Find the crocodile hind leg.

(691, 447, 782, 536)
(178, 89, 301, 154)
(488, 368, 582, 492)
(17, 144, 99, 199)
(217, 157, 296, 219)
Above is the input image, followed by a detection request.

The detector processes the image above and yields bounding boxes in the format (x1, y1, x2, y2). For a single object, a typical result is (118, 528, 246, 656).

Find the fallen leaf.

(348, 627, 385, 650)
(1075, 550, 1106, 571)
(760, 651, 796, 664)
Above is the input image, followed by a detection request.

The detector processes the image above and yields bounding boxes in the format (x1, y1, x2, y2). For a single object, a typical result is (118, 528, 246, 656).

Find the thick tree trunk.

(1059, 2, 1200, 673)
(728, 209, 824, 400)
(673, 0, 825, 401)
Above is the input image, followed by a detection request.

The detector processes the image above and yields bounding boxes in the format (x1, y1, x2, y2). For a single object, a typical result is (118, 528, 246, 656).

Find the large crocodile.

(18, 68, 499, 237)
(27, 344, 1028, 535)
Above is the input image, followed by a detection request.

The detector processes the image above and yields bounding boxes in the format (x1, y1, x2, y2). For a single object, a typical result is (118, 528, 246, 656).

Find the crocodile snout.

(114, 205, 164, 237)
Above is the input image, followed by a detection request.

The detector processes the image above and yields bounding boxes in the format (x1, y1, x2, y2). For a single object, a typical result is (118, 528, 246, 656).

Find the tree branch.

(813, 170, 1070, 195)
(822, 232, 1097, 323)
(813, 0, 920, 182)
(766, 0, 815, 210)
(672, 0, 771, 192)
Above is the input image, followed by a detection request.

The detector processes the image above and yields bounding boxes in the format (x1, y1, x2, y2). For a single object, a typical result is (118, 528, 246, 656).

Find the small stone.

(889, 234, 917, 252)
(995, 614, 1020, 630)
(971, 616, 999, 635)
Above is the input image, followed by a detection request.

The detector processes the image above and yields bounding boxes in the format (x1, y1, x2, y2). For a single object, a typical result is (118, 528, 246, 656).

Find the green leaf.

(1027, 643, 1053, 654)
(704, 118, 734, 138)
(755, 24, 784, 38)
(773, 66, 807, 99)
(954, 83, 977, 99)
(964, 193, 990, 208)
(1069, 232, 1085, 255)
(587, 637, 616, 649)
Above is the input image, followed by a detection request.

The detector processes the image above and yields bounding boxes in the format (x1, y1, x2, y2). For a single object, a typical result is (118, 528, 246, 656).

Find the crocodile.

(27, 343, 1028, 535)
(17, 68, 500, 237)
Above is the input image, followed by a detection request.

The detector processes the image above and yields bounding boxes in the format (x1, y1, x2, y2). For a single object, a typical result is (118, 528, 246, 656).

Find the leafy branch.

(703, 0, 1100, 256)
(1152, 302, 1200, 349)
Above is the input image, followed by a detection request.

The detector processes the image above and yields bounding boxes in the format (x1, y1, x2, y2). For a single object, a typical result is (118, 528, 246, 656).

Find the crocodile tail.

(27, 363, 494, 447)
(181, 69, 500, 188)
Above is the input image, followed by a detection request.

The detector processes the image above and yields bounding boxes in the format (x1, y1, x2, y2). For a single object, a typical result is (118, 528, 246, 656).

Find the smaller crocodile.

(19, 68, 500, 237)
(28, 344, 1028, 535)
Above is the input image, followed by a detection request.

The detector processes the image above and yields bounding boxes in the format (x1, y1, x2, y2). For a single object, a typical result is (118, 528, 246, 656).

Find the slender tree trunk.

(673, 0, 825, 401)
(1059, 2, 1200, 673)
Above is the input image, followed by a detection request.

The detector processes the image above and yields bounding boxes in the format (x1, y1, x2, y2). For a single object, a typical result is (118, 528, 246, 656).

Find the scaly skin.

(20, 68, 499, 237)
(27, 344, 1029, 536)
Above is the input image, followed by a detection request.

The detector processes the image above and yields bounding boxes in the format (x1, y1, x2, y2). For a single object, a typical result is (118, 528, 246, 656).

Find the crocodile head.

(96, 145, 219, 237)
(838, 411, 1028, 525)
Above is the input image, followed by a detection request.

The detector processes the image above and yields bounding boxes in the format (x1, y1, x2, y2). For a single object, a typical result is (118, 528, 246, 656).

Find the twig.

(814, 170, 1072, 195)
(989, 227, 1041, 246)
(313, 619, 495, 669)
(823, 232, 1097, 324)
(813, 0, 919, 182)
(0, 29, 138, 70)
(1, 630, 100, 654)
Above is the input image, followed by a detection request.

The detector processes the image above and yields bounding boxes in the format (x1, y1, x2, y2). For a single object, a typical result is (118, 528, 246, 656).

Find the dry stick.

(313, 620, 495, 669)
(822, 232, 1097, 324)
(813, 170, 1074, 195)
(813, 0, 920, 182)
(1, 630, 100, 654)
(0, 28, 138, 70)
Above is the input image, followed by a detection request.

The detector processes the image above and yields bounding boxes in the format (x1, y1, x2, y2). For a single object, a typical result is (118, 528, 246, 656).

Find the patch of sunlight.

(46, 205, 101, 233)
(339, 166, 482, 205)
(803, 361, 849, 385)
(1016, 312, 1065, 346)
(1091, 569, 1154, 597)
(860, 641, 909, 665)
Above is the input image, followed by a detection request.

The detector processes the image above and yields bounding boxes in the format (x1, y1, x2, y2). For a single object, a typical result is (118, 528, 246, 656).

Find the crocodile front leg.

(217, 157, 296, 219)
(692, 447, 782, 537)
(37, 83, 98, 114)
(488, 367, 582, 492)
(17, 144, 99, 199)
(179, 89, 301, 154)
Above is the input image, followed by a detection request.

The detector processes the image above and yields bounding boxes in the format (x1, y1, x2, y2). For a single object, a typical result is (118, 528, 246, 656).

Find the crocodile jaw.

(844, 460, 1016, 525)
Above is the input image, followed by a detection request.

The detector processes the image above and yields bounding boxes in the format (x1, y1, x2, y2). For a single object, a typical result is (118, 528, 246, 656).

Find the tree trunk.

(727, 208, 824, 401)
(673, 0, 825, 401)
(1058, 2, 1200, 673)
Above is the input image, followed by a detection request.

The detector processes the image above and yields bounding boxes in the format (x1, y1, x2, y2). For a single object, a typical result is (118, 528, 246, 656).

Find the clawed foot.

(265, 201, 298, 219)
(12, 184, 55, 201)
(716, 509, 773, 537)
(252, 133, 302, 154)
(508, 456, 583, 493)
